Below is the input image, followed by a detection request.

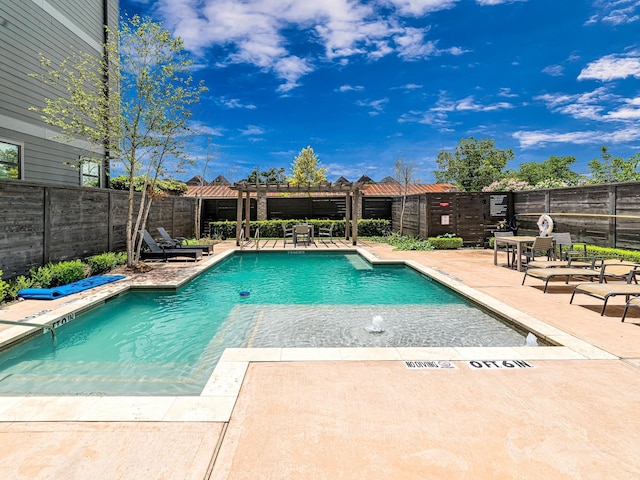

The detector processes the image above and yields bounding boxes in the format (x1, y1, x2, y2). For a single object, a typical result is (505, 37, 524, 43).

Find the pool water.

(0, 252, 526, 395)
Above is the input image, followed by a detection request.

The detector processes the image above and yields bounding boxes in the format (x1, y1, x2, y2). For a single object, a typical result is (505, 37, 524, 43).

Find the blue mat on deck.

(18, 275, 126, 300)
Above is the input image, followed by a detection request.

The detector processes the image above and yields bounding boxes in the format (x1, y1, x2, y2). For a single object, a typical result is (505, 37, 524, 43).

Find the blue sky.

(119, 0, 640, 183)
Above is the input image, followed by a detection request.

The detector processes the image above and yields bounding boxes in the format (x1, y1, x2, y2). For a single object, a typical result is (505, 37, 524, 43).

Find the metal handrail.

(0, 319, 56, 342)
(254, 227, 260, 250)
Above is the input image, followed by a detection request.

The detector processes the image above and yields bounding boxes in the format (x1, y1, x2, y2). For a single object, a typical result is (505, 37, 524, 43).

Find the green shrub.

(586, 246, 640, 263)
(183, 238, 216, 246)
(0, 270, 9, 303)
(110, 175, 188, 195)
(47, 260, 88, 287)
(6, 275, 35, 301)
(28, 264, 54, 288)
(428, 237, 463, 249)
(369, 233, 435, 251)
(86, 251, 127, 275)
(208, 218, 390, 239)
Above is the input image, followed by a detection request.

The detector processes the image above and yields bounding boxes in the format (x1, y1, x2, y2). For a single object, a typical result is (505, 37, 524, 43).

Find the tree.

(31, 15, 207, 267)
(435, 137, 513, 191)
(287, 146, 328, 186)
(394, 157, 417, 236)
(588, 146, 640, 184)
(518, 156, 583, 187)
(243, 166, 286, 183)
(195, 137, 217, 240)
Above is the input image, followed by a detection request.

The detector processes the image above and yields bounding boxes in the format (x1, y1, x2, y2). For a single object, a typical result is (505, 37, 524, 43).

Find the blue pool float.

(18, 275, 126, 300)
(239, 291, 250, 297)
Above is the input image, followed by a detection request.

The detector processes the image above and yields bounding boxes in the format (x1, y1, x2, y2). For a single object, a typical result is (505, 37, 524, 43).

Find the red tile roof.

(184, 183, 459, 198)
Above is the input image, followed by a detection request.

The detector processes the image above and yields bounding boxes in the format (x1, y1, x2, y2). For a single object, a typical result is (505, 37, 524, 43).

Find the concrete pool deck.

(1, 241, 639, 478)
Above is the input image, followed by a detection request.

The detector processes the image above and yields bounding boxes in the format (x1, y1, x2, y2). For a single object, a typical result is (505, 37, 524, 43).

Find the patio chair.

(156, 227, 213, 255)
(318, 223, 334, 244)
(493, 231, 514, 267)
(515, 236, 554, 268)
(139, 230, 203, 262)
(282, 224, 294, 246)
(294, 224, 312, 247)
(553, 232, 587, 260)
(570, 266, 640, 315)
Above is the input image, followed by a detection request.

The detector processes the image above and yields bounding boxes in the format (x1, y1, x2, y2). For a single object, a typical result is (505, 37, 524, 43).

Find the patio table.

(493, 235, 538, 272)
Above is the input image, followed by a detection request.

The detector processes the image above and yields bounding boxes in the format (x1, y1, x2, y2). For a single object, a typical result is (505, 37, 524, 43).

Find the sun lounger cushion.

(18, 275, 126, 300)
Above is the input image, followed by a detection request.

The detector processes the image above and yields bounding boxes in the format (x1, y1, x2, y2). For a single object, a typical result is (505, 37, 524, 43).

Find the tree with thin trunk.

(394, 157, 417, 236)
(195, 137, 217, 239)
(31, 15, 207, 267)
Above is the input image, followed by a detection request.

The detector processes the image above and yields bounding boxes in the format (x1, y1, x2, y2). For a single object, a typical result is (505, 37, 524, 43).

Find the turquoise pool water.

(0, 251, 526, 395)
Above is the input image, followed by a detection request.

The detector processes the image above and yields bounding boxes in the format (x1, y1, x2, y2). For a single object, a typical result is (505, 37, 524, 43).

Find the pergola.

(229, 182, 363, 246)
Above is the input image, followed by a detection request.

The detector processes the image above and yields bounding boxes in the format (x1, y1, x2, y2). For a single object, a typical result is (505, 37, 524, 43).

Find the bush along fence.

(207, 218, 392, 239)
(0, 252, 127, 305)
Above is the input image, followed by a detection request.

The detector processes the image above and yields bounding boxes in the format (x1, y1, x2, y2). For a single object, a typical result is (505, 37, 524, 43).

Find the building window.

(0, 140, 21, 179)
(81, 158, 101, 187)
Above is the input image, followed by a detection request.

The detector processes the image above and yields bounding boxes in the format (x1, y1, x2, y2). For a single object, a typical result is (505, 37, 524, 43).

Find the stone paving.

(0, 240, 639, 479)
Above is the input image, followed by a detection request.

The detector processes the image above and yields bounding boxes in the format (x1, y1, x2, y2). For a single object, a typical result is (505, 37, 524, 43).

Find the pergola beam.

(230, 182, 362, 245)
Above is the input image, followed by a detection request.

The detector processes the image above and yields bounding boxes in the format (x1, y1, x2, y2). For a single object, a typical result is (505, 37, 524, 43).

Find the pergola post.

(244, 191, 251, 239)
(345, 193, 351, 240)
(235, 190, 243, 246)
(352, 188, 360, 245)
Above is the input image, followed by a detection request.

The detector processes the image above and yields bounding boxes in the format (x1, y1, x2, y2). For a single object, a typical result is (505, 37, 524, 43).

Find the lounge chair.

(282, 224, 294, 246)
(318, 223, 334, 244)
(528, 254, 596, 269)
(139, 230, 202, 262)
(522, 261, 638, 293)
(156, 227, 213, 255)
(621, 297, 640, 322)
(570, 266, 640, 315)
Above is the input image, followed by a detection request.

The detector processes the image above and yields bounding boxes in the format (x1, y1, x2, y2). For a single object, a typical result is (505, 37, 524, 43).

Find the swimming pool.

(0, 251, 528, 395)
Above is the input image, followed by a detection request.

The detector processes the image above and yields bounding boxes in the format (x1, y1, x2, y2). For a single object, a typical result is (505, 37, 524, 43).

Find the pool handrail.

(0, 319, 56, 342)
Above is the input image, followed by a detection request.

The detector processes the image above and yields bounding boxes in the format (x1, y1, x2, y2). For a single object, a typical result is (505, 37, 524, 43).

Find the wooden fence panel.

(0, 180, 196, 279)
(614, 184, 640, 249)
(47, 187, 110, 262)
(0, 181, 45, 277)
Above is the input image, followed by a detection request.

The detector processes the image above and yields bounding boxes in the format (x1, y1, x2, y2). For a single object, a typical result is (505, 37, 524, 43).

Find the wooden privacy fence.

(0, 180, 196, 278)
(393, 181, 640, 249)
(392, 191, 515, 246)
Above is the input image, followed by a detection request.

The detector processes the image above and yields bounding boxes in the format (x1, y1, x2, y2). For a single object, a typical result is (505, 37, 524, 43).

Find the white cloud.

(542, 64, 564, 76)
(155, 0, 468, 91)
(383, 0, 459, 16)
(513, 126, 640, 148)
(188, 121, 224, 136)
(239, 125, 266, 136)
(432, 94, 514, 112)
(605, 96, 640, 119)
(393, 83, 423, 90)
(578, 51, 640, 81)
(476, 0, 525, 5)
(356, 98, 389, 116)
(586, 0, 640, 25)
(338, 85, 365, 92)
(535, 87, 616, 120)
(498, 87, 518, 98)
(219, 97, 257, 109)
